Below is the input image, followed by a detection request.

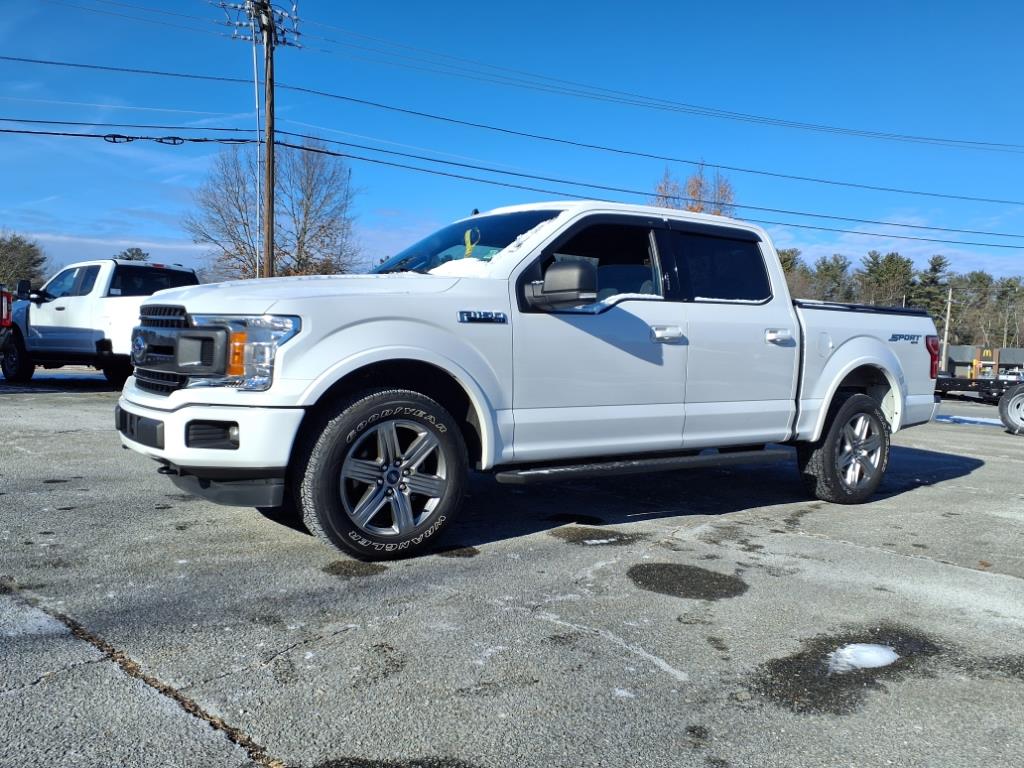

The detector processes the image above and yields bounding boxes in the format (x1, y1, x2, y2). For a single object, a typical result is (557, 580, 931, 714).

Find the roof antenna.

(471, 208, 479, 216)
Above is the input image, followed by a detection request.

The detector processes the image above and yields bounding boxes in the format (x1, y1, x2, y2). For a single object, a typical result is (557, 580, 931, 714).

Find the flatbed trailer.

(936, 373, 1023, 403)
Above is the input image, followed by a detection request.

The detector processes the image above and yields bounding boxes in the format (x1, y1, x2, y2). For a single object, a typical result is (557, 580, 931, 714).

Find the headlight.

(187, 314, 300, 391)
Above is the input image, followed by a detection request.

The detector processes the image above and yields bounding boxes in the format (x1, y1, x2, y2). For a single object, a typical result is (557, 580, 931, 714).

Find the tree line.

(778, 249, 1022, 348)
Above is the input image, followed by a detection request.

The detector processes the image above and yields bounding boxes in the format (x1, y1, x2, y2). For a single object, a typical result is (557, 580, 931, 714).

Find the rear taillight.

(925, 335, 940, 379)
(0, 289, 11, 328)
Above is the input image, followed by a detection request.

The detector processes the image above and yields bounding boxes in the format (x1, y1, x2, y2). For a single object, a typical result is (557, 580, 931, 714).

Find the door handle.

(651, 325, 685, 343)
(55, 306, 66, 311)
(765, 328, 792, 344)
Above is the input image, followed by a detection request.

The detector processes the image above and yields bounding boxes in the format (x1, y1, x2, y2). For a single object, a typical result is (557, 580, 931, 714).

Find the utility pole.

(216, 2, 301, 279)
(256, 1, 276, 278)
(941, 284, 953, 373)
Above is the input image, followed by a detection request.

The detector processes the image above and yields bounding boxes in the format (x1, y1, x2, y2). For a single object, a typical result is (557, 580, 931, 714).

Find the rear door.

(62, 265, 102, 353)
(661, 223, 799, 448)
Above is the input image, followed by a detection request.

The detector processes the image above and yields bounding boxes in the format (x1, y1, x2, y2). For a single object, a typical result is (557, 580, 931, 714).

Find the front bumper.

(116, 394, 304, 506)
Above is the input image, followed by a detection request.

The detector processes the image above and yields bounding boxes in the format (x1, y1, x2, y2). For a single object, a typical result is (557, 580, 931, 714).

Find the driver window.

(43, 268, 79, 299)
(543, 223, 661, 302)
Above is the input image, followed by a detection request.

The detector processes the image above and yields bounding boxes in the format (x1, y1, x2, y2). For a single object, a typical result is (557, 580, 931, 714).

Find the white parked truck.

(116, 202, 940, 558)
(2, 259, 199, 387)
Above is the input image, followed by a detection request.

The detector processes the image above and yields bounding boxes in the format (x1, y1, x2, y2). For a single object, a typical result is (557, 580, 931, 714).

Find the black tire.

(297, 389, 467, 559)
(797, 393, 891, 504)
(1, 331, 34, 383)
(998, 384, 1024, 435)
(102, 361, 134, 389)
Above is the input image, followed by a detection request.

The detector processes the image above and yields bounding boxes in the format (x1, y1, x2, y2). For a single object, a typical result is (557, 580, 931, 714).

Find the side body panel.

(795, 305, 938, 440)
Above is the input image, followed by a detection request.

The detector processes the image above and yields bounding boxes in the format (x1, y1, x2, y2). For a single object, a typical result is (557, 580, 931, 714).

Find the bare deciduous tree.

(184, 140, 359, 279)
(650, 164, 735, 216)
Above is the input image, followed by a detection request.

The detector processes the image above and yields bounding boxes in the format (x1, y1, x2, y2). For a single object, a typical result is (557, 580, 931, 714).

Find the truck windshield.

(373, 210, 560, 275)
(108, 266, 199, 297)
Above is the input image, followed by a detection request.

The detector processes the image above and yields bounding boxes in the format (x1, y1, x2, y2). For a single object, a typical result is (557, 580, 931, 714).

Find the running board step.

(494, 447, 793, 485)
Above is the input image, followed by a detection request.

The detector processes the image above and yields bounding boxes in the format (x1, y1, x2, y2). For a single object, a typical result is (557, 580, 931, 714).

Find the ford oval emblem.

(132, 335, 147, 363)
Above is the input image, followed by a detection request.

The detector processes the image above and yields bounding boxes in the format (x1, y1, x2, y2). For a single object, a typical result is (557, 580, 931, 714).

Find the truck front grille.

(134, 368, 187, 395)
(140, 305, 188, 329)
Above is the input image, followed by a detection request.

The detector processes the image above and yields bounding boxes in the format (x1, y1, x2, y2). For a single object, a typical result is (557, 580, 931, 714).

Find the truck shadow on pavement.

(442, 445, 985, 550)
(254, 445, 983, 553)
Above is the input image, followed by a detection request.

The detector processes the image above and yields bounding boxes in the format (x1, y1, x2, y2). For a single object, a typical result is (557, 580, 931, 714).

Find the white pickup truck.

(2, 259, 198, 386)
(116, 201, 939, 558)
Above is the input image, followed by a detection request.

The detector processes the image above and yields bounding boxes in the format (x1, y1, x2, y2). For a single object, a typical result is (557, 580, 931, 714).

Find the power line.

(293, 19, 1023, 153)
(0, 126, 248, 144)
(5, 54, 1021, 208)
(278, 141, 1024, 250)
(84, 0, 214, 22)
(3, 123, 1022, 250)
(62, 2, 1020, 156)
(5, 116, 1019, 241)
(37, 0, 228, 38)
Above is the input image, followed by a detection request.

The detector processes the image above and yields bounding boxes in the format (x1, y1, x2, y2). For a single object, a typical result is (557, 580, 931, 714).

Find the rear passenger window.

(676, 232, 771, 302)
(109, 267, 198, 297)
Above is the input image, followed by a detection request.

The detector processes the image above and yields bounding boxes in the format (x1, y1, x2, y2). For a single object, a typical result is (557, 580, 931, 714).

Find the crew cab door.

(510, 215, 687, 462)
(660, 224, 799, 448)
(27, 266, 99, 352)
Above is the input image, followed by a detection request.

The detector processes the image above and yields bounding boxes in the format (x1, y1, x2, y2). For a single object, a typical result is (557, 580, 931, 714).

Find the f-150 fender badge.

(888, 333, 922, 344)
(458, 311, 508, 324)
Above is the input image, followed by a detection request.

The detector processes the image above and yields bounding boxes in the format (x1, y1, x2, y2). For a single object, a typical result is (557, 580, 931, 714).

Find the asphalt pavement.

(2, 370, 1022, 768)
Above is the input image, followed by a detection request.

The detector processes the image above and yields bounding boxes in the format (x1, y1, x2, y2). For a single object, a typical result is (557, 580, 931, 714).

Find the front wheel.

(999, 384, 1024, 435)
(297, 389, 468, 559)
(797, 393, 891, 504)
(1, 333, 34, 383)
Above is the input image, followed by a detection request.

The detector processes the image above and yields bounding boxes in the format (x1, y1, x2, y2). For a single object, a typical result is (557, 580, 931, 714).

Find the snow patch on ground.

(826, 643, 899, 674)
(0, 597, 67, 638)
(935, 415, 1004, 428)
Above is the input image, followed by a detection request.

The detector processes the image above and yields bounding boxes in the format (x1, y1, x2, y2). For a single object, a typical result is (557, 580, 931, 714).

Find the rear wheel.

(998, 384, 1024, 435)
(1, 332, 34, 383)
(797, 393, 891, 504)
(297, 389, 467, 559)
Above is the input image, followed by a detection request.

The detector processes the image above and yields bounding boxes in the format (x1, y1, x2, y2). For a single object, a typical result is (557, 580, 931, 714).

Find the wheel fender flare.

(298, 346, 501, 469)
(806, 338, 906, 442)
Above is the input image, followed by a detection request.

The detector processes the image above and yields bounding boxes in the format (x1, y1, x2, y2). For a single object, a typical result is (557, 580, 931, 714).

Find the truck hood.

(144, 273, 461, 315)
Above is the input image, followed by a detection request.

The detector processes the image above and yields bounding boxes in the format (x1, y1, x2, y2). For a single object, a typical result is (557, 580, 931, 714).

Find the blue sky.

(2, 0, 1023, 278)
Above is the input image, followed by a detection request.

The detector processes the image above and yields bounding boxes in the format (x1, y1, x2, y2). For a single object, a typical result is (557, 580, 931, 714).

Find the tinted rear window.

(108, 267, 198, 297)
(675, 232, 771, 302)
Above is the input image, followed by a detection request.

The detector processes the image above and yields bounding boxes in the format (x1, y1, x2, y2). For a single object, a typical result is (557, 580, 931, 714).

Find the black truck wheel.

(297, 389, 467, 559)
(999, 384, 1024, 435)
(797, 393, 891, 504)
(1, 331, 34, 383)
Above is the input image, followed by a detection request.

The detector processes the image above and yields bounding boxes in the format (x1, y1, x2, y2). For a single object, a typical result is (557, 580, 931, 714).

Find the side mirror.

(16, 279, 31, 301)
(525, 260, 598, 311)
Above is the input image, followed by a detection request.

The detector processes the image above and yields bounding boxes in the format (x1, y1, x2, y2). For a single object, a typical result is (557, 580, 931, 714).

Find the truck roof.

(480, 200, 771, 241)
(57, 258, 196, 273)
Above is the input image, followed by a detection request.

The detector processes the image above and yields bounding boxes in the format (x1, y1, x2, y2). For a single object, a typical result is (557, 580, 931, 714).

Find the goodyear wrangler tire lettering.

(299, 390, 467, 560)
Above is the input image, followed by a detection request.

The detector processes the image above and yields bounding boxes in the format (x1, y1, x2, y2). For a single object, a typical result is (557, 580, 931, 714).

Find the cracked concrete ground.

(1, 372, 1023, 768)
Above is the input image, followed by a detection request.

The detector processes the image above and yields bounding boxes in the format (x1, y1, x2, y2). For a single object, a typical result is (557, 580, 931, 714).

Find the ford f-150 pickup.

(3, 259, 199, 387)
(116, 201, 940, 558)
